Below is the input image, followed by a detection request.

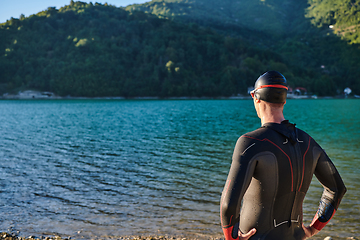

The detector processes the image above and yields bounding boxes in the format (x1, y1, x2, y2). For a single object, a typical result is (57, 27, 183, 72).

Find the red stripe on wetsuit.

(243, 135, 294, 191)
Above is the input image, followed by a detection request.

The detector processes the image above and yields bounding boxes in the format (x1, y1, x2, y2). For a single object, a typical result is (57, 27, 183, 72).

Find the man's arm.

(308, 148, 347, 232)
(220, 137, 257, 240)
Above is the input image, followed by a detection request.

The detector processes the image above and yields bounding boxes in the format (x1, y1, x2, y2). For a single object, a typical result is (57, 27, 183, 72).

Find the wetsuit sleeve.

(220, 137, 257, 240)
(310, 147, 347, 231)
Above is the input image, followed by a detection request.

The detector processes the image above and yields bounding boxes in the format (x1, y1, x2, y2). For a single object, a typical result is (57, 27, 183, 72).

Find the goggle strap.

(255, 85, 288, 91)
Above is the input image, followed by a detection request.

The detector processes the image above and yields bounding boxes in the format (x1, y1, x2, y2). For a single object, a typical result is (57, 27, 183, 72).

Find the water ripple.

(0, 99, 359, 239)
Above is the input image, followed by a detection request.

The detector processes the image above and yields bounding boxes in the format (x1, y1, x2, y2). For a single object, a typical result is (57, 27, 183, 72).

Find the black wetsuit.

(220, 120, 346, 240)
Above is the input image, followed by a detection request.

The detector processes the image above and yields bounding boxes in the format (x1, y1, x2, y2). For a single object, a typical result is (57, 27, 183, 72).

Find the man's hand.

(239, 228, 256, 240)
(302, 224, 320, 239)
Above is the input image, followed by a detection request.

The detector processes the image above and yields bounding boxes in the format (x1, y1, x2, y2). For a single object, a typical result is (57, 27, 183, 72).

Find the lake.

(0, 99, 359, 239)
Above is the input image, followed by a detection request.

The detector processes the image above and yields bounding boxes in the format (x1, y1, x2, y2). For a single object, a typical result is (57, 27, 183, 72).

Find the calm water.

(0, 99, 359, 239)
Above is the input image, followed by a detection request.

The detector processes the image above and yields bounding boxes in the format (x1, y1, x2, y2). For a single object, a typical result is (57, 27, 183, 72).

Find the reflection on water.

(0, 99, 359, 239)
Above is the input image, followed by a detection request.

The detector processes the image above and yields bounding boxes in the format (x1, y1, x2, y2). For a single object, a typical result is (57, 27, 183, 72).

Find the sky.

(0, 0, 150, 23)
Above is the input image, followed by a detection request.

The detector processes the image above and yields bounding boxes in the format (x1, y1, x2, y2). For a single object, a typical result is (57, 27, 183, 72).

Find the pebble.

(0, 233, 206, 240)
(3, 232, 357, 240)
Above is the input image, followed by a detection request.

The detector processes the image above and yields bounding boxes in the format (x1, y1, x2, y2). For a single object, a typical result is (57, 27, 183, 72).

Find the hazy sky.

(0, 0, 150, 23)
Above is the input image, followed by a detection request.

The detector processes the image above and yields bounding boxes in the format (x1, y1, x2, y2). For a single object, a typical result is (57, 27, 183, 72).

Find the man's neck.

(261, 115, 285, 125)
(260, 104, 285, 125)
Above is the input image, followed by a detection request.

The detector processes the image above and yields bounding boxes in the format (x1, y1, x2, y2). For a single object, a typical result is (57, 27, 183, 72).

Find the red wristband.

(310, 210, 336, 231)
(222, 226, 239, 240)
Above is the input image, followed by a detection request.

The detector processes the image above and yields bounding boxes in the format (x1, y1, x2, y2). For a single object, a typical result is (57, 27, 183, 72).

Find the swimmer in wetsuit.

(220, 71, 347, 240)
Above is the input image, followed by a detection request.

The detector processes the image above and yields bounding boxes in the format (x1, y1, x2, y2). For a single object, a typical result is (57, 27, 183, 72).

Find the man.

(220, 71, 346, 240)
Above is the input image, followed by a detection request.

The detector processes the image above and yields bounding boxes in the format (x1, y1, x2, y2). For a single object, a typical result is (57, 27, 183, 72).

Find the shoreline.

(1, 94, 358, 101)
(1, 90, 359, 100)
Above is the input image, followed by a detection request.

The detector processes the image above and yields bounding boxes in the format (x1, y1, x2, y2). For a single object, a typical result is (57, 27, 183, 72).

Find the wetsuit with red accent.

(220, 120, 346, 240)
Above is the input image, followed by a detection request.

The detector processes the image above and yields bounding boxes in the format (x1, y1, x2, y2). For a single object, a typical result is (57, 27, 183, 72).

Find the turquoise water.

(0, 99, 359, 239)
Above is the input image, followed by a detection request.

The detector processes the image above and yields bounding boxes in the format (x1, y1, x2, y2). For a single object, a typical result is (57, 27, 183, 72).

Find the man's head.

(250, 71, 288, 104)
(250, 71, 288, 124)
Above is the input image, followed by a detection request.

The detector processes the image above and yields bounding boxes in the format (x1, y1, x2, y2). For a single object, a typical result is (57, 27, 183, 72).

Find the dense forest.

(127, 0, 360, 95)
(306, 0, 360, 44)
(127, 0, 360, 43)
(126, 0, 308, 36)
(1, 0, 360, 97)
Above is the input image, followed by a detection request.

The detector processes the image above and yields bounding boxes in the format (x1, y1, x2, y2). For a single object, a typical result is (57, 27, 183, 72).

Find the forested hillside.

(306, 0, 360, 44)
(127, 0, 360, 95)
(127, 0, 360, 44)
(1, 0, 360, 97)
(126, 0, 309, 36)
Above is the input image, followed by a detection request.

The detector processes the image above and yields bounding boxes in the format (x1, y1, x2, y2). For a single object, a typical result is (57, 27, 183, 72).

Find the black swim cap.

(251, 71, 288, 103)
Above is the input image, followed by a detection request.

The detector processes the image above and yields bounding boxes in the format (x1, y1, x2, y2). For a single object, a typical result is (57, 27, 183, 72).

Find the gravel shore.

(0, 232, 221, 240)
(1, 232, 359, 240)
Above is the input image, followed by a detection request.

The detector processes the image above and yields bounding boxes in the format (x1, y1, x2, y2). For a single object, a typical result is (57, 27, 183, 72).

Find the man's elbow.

(220, 201, 237, 227)
(339, 184, 347, 199)
(334, 182, 347, 210)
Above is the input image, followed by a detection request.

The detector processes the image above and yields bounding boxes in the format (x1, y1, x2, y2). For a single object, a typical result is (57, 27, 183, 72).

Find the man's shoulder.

(235, 127, 269, 148)
(294, 126, 313, 140)
(233, 128, 274, 157)
(239, 124, 312, 145)
(241, 126, 272, 140)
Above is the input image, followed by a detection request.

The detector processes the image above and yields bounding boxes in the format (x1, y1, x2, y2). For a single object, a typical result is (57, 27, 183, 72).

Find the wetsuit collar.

(262, 120, 298, 144)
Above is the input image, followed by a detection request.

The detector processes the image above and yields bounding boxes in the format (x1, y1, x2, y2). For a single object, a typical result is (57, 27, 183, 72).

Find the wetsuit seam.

(243, 135, 294, 191)
(238, 156, 258, 204)
(269, 154, 278, 237)
(241, 151, 277, 237)
(242, 143, 256, 155)
(237, 155, 258, 235)
(298, 136, 311, 191)
(311, 146, 320, 173)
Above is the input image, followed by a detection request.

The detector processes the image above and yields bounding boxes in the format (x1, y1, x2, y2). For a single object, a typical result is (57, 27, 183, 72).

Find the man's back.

(220, 120, 346, 240)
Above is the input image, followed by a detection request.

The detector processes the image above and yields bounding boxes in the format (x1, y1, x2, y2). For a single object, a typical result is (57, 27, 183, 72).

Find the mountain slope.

(1, 1, 327, 97)
(126, 0, 309, 36)
(128, 0, 360, 44)
(1, 1, 359, 97)
(306, 0, 360, 44)
(127, 0, 360, 94)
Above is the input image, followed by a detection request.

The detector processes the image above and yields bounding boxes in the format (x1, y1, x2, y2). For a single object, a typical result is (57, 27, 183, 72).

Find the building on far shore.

(2, 90, 57, 99)
(287, 87, 310, 99)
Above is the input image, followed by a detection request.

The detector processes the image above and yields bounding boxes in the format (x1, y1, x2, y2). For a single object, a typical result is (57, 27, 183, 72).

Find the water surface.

(0, 99, 359, 239)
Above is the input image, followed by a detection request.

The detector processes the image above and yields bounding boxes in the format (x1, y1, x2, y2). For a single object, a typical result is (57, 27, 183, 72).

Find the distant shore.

(1, 90, 359, 100)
